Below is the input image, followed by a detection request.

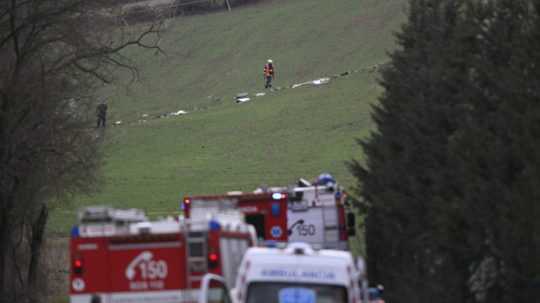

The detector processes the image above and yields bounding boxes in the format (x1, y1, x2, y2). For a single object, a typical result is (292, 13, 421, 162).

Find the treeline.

(122, 0, 267, 21)
(350, 0, 540, 302)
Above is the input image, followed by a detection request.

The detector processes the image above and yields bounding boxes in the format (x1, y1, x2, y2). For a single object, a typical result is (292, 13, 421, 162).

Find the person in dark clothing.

(264, 59, 275, 89)
(96, 101, 108, 128)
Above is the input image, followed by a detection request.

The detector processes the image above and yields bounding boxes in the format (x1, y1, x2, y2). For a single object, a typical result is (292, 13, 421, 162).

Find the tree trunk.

(0, 210, 7, 301)
(0, 211, 15, 303)
(27, 204, 48, 303)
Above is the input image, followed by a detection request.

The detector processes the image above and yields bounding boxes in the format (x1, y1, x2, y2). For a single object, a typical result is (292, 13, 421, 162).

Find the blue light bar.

(209, 220, 221, 231)
(70, 226, 80, 238)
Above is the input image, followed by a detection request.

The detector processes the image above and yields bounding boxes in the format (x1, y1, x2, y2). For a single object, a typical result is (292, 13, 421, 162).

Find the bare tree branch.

(9, 0, 21, 64)
(0, 1, 163, 300)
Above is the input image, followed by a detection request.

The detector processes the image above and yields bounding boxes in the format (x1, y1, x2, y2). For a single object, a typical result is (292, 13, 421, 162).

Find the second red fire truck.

(183, 175, 356, 250)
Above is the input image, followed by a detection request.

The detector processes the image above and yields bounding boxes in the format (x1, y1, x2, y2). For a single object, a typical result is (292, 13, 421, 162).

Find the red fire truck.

(69, 206, 256, 303)
(183, 176, 356, 250)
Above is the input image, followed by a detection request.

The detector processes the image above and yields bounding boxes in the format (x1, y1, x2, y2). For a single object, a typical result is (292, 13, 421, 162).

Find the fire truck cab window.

(245, 214, 265, 239)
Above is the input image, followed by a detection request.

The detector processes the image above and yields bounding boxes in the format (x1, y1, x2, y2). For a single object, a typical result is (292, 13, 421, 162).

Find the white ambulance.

(224, 242, 364, 303)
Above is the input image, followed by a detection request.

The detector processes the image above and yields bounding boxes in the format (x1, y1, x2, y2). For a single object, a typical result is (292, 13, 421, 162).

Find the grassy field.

(48, 0, 406, 233)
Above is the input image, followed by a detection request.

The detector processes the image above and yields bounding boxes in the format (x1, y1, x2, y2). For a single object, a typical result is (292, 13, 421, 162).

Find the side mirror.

(347, 213, 356, 236)
(199, 273, 232, 303)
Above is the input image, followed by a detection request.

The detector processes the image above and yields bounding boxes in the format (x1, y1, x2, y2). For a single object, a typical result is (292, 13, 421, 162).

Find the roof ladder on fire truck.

(186, 230, 207, 288)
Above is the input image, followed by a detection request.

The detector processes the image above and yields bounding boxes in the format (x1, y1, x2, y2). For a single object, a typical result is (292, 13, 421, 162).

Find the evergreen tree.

(350, 0, 473, 301)
(351, 0, 540, 302)
(449, 0, 540, 301)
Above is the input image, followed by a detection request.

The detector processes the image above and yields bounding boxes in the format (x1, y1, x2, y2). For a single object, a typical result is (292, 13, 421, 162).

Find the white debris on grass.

(156, 109, 188, 118)
(313, 77, 330, 85)
(292, 77, 332, 89)
(141, 113, 149, 118)
(255, 92, 266, 97)
(235, 92, 251, 104)
(291, 81, 312, 89)
(170, 110, 188, 116)
(236, 97, 251, 103)
(114, 120, 122, 125)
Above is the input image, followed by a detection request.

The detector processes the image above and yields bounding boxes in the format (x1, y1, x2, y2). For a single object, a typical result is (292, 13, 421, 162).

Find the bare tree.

(0, 1, 162, 302)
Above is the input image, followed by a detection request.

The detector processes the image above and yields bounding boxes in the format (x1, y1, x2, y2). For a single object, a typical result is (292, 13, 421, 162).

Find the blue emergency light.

(271, 203, 281, 216)
(70, 225, 80, 238)
(209, 220, 221, 231)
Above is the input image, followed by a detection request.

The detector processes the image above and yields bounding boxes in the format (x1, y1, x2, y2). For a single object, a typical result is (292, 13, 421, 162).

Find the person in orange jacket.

(264, 59, 275, 89)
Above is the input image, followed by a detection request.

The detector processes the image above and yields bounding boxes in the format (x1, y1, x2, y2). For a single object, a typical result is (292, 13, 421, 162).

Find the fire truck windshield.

(246, 282, 347, 303)
(190, 198, 237, 218)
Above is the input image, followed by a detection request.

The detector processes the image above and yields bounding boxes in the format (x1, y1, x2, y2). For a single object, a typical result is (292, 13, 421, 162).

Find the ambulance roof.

(244, 246, 353, 262)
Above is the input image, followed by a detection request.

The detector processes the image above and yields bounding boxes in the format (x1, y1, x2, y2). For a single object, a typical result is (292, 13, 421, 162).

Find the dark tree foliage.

(0, 1, 161, 302)
(350, 0, 540, 302)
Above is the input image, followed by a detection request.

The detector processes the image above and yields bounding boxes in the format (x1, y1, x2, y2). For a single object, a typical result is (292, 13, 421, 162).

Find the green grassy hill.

(49, 0, 406, 232)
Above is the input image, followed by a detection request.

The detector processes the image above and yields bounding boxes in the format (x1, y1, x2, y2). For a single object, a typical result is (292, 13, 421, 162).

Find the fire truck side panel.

(206, 230, 223, 278)
(218, 232, 251, 287)
(287, 187, 349, 250)
(70, 237, 111, 294)
(315, 189, 340, 248)
(107, 235, 186, 292)
(287, 208, 325, 245)
(322, 204, 340, 247)
(337, 204, 348, 241)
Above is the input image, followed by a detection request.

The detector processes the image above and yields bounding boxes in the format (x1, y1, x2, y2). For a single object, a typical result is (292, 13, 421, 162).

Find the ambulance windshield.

(246, 282, 347, 303)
